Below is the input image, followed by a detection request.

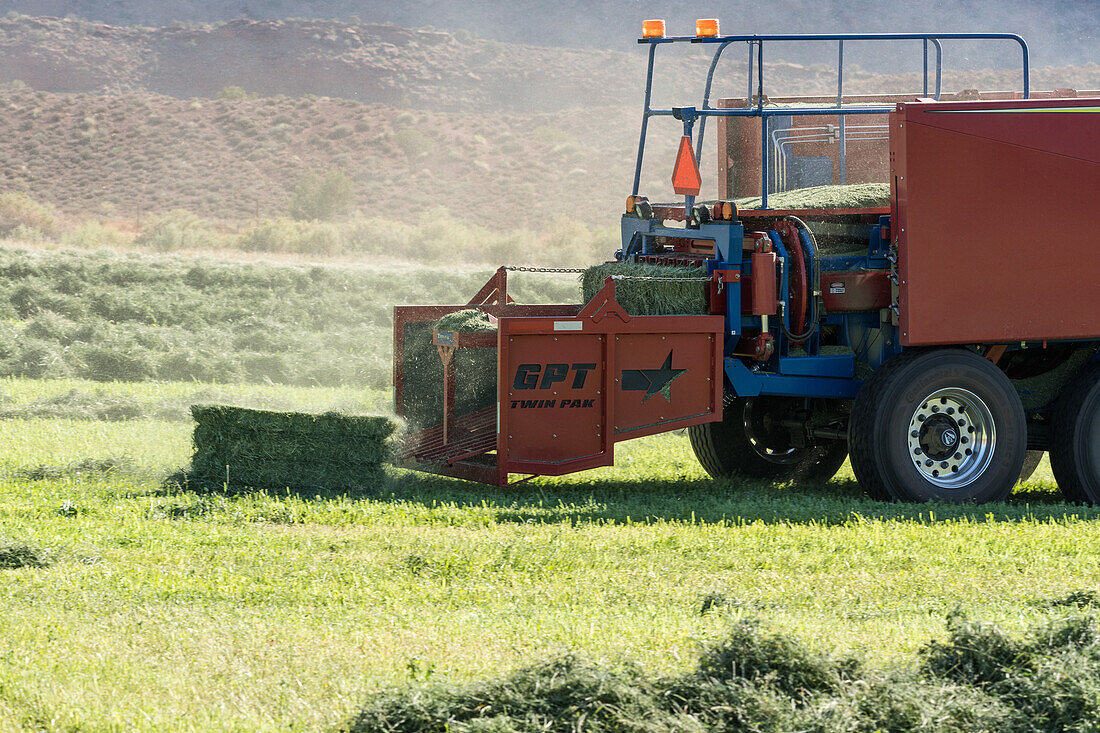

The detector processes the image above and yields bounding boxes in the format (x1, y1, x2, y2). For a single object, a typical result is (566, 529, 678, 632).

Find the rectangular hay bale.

(187, 404, 399, 491)
(581, 262, 708, 315)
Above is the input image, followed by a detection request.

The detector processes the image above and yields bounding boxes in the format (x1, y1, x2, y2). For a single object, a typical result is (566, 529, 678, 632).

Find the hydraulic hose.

(780, 215, 821, 343)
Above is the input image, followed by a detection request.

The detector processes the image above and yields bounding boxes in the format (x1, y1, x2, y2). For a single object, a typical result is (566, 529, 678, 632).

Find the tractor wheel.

(848, 349, 1026, 503)
(689, 396, 848, 485)
(1018, 451, 1044, 484)
(1049, 364, 1100, 504)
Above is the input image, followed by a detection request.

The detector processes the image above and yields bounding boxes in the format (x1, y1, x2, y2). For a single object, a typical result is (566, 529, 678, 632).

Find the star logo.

(621, 350, 687, 403)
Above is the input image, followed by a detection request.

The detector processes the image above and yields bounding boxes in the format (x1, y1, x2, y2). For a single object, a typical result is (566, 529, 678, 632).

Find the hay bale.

(1013, 347, 1097, 411)
(187, 404, 399, 491)
(736, 183, 890, 210)
(435, 308, 495, 333)
(581, 262, 708, 315)
(400, 309, 499, 431)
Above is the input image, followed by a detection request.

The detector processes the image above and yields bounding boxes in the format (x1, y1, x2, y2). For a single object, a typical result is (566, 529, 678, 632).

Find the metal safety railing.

(630, 32, 1031, 209)
(769, 123, 889, 191)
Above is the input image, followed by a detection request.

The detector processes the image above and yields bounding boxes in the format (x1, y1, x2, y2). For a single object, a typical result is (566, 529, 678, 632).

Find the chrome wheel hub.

(907, 387, 995, 488)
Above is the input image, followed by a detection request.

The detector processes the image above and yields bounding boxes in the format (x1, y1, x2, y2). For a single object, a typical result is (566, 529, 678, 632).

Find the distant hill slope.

(0, 17, 1096, 114)
(2, 0, 1097, 67)
(0, 17, 1094, 225)
(0, 85, 652, 222)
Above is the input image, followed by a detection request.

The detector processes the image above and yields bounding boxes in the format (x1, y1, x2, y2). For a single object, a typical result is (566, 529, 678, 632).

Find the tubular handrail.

(631, 32, 1031, 208)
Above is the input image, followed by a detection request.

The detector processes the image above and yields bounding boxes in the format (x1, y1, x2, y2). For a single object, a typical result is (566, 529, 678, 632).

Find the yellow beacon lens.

(695, 19, 720, 37)
(642, 19, 666, 38)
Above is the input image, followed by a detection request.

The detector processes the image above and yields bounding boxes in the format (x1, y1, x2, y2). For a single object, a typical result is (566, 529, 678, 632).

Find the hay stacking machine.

(395, 25, 1100, 504)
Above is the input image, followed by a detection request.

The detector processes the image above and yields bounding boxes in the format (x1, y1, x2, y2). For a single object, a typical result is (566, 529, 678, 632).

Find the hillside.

(2, 0, 1096, 68)
(0, 16, 1096, 113)
(0, 86, 653, 222)
(0, 17, 1094, 226)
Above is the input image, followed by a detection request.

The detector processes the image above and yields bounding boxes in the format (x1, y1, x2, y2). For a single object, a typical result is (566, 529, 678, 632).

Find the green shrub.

(216, 85, 253, 101)
(393, 127, 434, 161)
(240, 218, 309, 253)
(0, 193, 58, 238)
(61, 220, 128, 249)
(287, 168, 354, 221)
(135, 209, 222, 252)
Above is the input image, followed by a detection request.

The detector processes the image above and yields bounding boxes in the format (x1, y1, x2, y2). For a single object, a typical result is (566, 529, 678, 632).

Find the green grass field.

(0, 377, 1099, 731)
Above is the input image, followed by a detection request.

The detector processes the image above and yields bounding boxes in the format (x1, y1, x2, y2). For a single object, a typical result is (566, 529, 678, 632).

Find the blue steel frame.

(630, 32, 1030, 209)
(622, 32, 1031, 402)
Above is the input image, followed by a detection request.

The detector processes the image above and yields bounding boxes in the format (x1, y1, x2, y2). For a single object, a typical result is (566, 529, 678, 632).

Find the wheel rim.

(907, 387, 996, 488)
(742, 398, 805, 465)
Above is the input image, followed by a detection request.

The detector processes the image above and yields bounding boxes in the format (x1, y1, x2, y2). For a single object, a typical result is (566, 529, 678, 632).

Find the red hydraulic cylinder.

(751, 250, 777, 315)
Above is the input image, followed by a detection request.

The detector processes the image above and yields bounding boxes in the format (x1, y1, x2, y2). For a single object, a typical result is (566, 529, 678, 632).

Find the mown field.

(3, 249, 1100, 730)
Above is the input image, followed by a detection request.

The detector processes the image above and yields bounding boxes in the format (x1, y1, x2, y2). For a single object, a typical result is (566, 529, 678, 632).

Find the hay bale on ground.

(400, 309, 498, 431)
(581, 262, 708, 315)
(736, 183, 890, 210)
(187, 405, 399, 492)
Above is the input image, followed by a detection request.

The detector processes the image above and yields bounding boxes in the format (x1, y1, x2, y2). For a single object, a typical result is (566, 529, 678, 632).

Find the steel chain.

(610, 275, 712, 282)
(503, 266, 588, 273)
(505, 265, 711, 283)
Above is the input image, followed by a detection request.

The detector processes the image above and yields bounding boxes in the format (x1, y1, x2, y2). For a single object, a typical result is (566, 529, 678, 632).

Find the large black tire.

(1050, 364, 1100, 504)
(848, 349, 1026, 503)
(689, 396, 848, 485)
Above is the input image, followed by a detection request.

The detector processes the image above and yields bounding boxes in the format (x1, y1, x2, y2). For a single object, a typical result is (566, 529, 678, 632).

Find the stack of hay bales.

(187, 405, 398, 491)
(400, 309, 498, 431)
(581, 263, 708, 315)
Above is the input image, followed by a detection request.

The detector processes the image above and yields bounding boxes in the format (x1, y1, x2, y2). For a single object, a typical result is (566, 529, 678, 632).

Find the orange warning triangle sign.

(671, 135, 702, 195)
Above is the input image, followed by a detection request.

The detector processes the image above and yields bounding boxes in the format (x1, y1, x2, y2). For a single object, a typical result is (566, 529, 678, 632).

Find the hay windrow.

(350, 611, 1100, 732)
(186, 405, 399, 492)
(581, 262, 708, 315)
(0, 541, 52, 569)
(400, 310, 498, 431)
(735, 182, 891, 210)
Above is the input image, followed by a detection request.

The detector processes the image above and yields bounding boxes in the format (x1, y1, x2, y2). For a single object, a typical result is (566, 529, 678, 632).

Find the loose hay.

(350, 611, 1100, 732)
(735, 182, 891, 210)
(0, 541, 51, 569)
(400, 310, 498, 431)
(187, 405, 399, 492)
(581, 262, 708, 315)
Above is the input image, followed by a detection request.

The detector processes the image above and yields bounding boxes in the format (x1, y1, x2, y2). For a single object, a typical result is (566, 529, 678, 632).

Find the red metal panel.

(612, 331, 721, 439)
(497, 306, 724, 477)
(498, 328, 609, 468)
(894, 97, 1100, 345)
(820, 271, 891, 312)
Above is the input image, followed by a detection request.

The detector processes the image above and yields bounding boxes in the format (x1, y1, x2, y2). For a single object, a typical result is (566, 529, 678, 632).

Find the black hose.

(780, 215, 821, 344)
